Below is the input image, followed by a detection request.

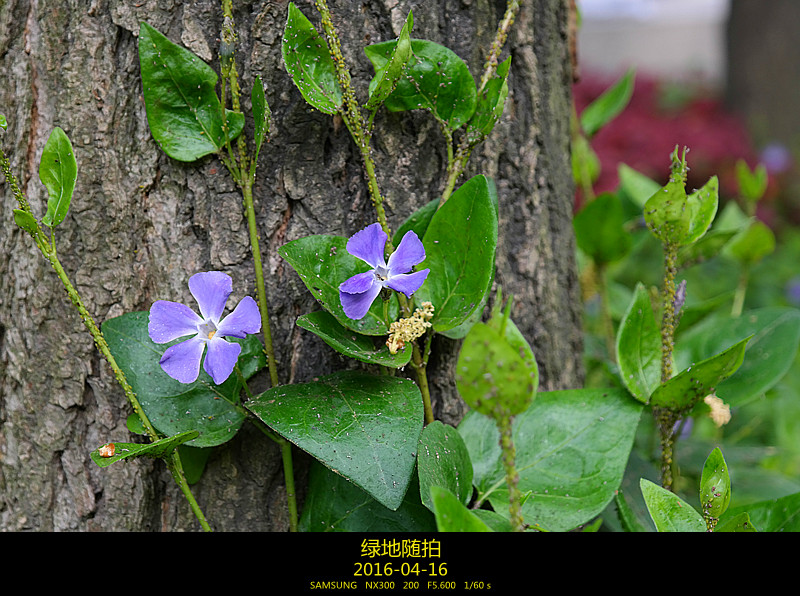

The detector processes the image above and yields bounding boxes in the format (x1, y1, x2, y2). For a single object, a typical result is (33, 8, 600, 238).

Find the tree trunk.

(0, 0, 581, 531)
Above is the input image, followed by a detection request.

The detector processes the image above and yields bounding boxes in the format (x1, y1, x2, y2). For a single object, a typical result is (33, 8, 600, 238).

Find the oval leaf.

(417, 421, 474, 511)
(282, 3, 343, 115)
(641, 478, 706, 532)
(616, 283, 661, 403)
(39, 127, 77, 227)
(296, 310, 411, 367)
(580, 68, 635, 138)
(415, 175, 497, 332)
(138, 22, 244, 162)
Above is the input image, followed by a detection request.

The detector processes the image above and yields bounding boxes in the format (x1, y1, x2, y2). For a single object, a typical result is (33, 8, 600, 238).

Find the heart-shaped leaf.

(246, 371, 424, 510)
(138, 22, 244, 162)
(102, 311, 265, 447)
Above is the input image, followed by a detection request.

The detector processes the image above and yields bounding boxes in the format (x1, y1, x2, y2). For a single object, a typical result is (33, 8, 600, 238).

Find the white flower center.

(198, 319, 217, 340)
(374, 265, 389, 283)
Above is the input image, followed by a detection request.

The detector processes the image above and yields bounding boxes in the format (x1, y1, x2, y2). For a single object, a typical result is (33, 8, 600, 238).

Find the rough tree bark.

(0, 0, 581, 531)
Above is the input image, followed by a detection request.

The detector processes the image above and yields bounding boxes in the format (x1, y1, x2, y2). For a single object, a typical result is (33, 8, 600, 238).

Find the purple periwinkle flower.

(148, 271, 261, 385)
(339, 222, 430, 320)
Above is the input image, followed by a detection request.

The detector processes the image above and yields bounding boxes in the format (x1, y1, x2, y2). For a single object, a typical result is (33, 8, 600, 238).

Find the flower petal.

(387, 230, 425, 274)
(340, 282, 383, 320)
(149, 300, 203, 344)
(216, 295, 262, 339)
(159, 336, 206, 384)
(203, 336, 242, 385)
(339, 270, 377, 295)
(387, 268, 430, 297)
(189, 271, 232, 322)
(346, 223, 387, 268)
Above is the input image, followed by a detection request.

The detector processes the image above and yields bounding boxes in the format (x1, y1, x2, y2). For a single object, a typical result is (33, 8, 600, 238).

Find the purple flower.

(339, 223, 429, 320)
(148, 271, 261, 385)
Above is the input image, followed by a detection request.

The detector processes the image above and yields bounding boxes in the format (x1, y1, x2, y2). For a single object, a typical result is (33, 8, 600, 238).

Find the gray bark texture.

(0, 0, 581, 531)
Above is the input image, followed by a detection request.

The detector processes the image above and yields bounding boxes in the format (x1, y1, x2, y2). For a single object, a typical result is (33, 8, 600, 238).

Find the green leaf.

(723, 492, 800, 532)
(90, 430, 199, 467)
(616, 283, 661, 403)
(417, 421, 474, 511)
(366, 38, 477, 130)
(675, 307, 800, 406)
(735, 158, 768, 203)
(465, 56, 511, 145)
(0, 114, 6, 130)
(102, 311, 264, 447)
(251, 74, 271, 160)
(430, 486, 493, 532)
(460, 387, 643, 532)
(138, 22, 244, 162)
(415, 175, 497, 332)
(39, 127, 77, 227)
(13, 209, 39, 236)
(279, 234, 399, 336)
(650, 336, 750, 410)
(714, 512, 757, 532)
(296, 310, 411, 367)
(640, 478, 706, 532)
(393, 198, 439, 247)
(299, 460, 436, 531)
(643, 147, 718, 247)
(456, 312, 538, 418)
(580, 68, 635, 137)
(364, 12, 414, 110)
(617, 163, 661, 210)
(571, 134, 600, 187)
(614, 490, 649, 532)
(700, 447, 731, 521)
(573, 192, 632, 263)
(282, 3, 342, 115)
(725, 219, 776, 265)
(246, 371, 423, 510)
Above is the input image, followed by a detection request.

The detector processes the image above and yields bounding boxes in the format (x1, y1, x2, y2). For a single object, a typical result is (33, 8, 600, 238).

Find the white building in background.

(577, 0, 731, 85)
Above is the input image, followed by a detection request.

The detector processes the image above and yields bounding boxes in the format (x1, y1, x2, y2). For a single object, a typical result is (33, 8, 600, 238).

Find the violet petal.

(387, 268, 429, 297)
(346, 223, 387, 268)
(216, 295, 262, 339)
(203, 336, 242, 385)
(189, 271, 232, 322)
(159, 336, 206, 384)
(340, 282, 383, 320)
(387, 230, 425, 274)
(339, 270, 377, 295)
(149, 300, 203, 344)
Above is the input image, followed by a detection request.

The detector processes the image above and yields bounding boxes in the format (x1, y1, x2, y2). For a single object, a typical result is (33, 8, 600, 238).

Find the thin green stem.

(731, 264, 749, 318)
(497, 412, 524, 531)
(411, 341, 434, 425)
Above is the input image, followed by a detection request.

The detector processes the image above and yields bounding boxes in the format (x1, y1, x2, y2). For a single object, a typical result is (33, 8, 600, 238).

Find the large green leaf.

(299, 460, 435, 532)
(415, 175, 497, 332)
(102, 311, 264, 447)
(138, 22, 244, 162)
(416, 421, 474, 511)
(279, 234, 399, 336)
(365, 38, 477, 130)
(460, 387, 643, 531)
(246, 371, 423, 510)
(39, 127, 77, 227)
(364, 12, 414, 110)
(722, 491, 800, 532)
(296, 310, 411, 367)
(616, 283, 661, 403)
(650, 336, 750, 411)
(675, 307, 800, 406)
(282, 3, 342, 115)
(640, 478, 705, 532)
